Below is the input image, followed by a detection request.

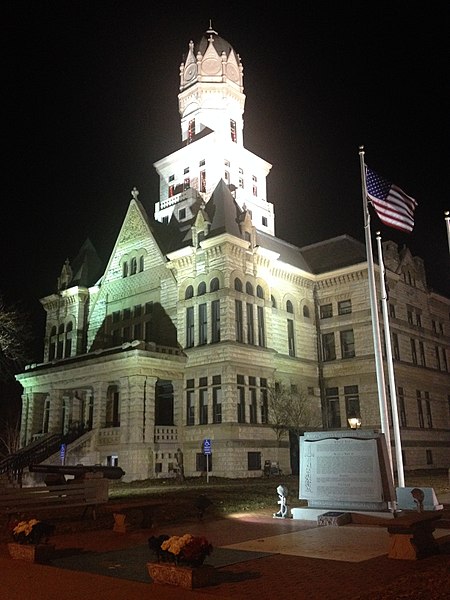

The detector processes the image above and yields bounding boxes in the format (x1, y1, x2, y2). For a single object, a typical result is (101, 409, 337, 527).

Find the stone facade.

(16, 27, 450, 482)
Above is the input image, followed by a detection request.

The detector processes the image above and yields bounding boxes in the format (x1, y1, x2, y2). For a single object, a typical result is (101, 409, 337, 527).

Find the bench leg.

(388, 528, 440, 560)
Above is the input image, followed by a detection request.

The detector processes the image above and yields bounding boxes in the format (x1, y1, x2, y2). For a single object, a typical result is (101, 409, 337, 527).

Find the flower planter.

(147, 561, 216, 589)
(7, 543, 55, 564)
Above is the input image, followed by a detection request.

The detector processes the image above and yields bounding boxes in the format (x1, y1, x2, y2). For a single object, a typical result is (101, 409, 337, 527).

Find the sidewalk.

(1, 507, 449, 600)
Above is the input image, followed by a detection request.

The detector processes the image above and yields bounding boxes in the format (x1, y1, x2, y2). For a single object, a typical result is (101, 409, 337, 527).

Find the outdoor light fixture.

(348, 417, 362, 429)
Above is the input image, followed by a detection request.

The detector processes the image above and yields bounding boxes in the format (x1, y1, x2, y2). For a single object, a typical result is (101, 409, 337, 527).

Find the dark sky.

(3, 1, 450, 359)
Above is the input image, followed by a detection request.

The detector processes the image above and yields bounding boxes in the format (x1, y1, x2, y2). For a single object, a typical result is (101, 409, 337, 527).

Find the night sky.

(3, 1, 450, 368)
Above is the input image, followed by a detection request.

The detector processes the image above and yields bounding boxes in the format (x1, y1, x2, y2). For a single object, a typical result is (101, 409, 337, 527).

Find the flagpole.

(445, 211, 450, 254)
(376, 231, 405, 487)
(358, 146, 393, 477)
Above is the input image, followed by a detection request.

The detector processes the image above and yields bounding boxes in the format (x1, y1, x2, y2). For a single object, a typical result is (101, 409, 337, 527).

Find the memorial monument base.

(291, 507, 394, 521)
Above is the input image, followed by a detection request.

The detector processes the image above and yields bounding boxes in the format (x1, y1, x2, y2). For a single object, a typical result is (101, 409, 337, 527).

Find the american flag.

(366, 166, 418, 233)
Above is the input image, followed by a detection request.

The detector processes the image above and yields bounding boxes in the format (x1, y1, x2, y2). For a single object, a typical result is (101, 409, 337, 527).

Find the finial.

(131, 187, 139, 200)
(206, 19, 218, 35)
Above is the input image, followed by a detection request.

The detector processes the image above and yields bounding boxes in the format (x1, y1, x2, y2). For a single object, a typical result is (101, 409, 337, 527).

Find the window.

(262, 216, 267, 226)
(186, 380, 195, 426)
(196, 453, 212, 472)
(338, 300, 352, 315)
(320, 304, 333, 319)
(392, 333, 400, 360)
(419, 341, 426, 366)
(200, 170, 206, 193)
(303, 305, 310, 318)
(122, 262, 128, 278)
(185, 285, 194, 299)
(186, 307, 194, 348)
(345, 386, 360, 421)
(286, 300, 293, 314)
(211, 299, 220, 343)
(326, 387, 341, 428)
(425, 393, 433, 428)
(188, 119, 195, 142)
(417, 391, 424, 428)
(426, 449, 433, 465)
(287, 319, 295, 356)
(248, 452, 261, 471)
(271, 295, 277, 308)
(210, 278, 219, 292)
(179, 208, 186, 220)
(247, 303, 255, 344)
(249, 377, 257, 424)
(246, 282, 254, 296)
(407, 309, 414, 325)
(322, 332, 336, 361)
(230, 119, 237, 142)
(260, 379, 268, 424)
(410, 339, 417, 365)
(130, 257, 137, 275)
(237, 375, 245, 423)
(212, 375, 222, 424)
(198, 281, 206, 295)
(416, 313, 422, 327)
(389, 304, 396, 318)
(398, 387, 407, 427)
(234, 278, 243, 292)
(198, 303, 207, 345)
(257, 305, 265, 347)
(199, 382, 208, 425)
(235, 300, 244, 342)
(106, 386, 120, 428)
(340, 330, 355, 358)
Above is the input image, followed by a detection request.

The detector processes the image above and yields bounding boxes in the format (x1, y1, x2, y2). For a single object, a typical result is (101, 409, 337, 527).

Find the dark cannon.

(29, 463, 125, 484)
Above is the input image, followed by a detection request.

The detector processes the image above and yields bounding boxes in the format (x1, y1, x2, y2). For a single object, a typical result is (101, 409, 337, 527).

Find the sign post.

(203, 438, 211, 483)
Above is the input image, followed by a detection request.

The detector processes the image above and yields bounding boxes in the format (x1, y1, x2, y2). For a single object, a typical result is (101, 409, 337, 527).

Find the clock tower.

(154, 26, 274, 236)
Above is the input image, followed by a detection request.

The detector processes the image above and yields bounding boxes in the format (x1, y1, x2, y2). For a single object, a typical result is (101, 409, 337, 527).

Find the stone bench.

(0, 479, 109, 522)
(381, 511, 442, 560)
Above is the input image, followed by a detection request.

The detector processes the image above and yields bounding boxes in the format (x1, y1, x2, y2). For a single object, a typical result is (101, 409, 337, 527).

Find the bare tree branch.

(0, 295, 34, 380)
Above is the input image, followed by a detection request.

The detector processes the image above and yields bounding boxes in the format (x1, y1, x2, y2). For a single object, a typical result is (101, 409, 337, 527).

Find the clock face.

(184, 64, 197, 81)
(226, 64, 239, 81)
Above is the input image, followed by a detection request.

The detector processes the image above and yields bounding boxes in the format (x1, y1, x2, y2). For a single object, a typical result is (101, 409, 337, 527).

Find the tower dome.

(179, 25, 243, 93)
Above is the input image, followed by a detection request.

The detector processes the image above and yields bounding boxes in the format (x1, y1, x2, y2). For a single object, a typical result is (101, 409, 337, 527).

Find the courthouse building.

(16, 27, 450, 481)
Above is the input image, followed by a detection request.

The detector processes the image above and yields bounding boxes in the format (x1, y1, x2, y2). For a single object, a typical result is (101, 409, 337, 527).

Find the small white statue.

(273, 484, 290, 518)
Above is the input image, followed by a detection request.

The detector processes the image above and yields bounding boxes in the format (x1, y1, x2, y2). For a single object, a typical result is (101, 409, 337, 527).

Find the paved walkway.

(1, 506, 449, 600)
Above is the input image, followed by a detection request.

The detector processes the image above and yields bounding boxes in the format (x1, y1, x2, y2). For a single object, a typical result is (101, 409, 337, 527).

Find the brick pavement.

(1, 508, 449, 600)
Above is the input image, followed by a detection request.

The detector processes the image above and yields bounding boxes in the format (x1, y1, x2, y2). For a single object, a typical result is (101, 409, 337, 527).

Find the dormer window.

(199, 159, 205, 167)
(169, 174, 175, 182)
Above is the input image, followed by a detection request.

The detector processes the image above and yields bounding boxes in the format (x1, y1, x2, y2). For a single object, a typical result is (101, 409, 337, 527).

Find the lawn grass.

(109, 469, 449, 515)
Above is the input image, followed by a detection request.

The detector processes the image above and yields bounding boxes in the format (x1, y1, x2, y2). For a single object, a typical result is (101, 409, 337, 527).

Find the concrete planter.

(147, 561, 216, 589)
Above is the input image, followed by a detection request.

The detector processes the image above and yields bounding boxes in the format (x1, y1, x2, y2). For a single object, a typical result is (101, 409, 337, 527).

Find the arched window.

(122, 262, 128, 278)
(50, 326, 57, 336)
(66, 321, 73, 332)
(210, 277, 220, 292)
(139, 255, 144, 272)
(246, 282, 254, 296)
(271, 295, 277, 308)
(234, 278, 243, 292)
(303, 305, 310, 318)
(185, 285, 194, 299)
(130, 257, 137, 275)
(256, 285, 264, 299)
(58, 323, 64, 334)
(198, 281, 207, 296)
(286, 300, 294, 314)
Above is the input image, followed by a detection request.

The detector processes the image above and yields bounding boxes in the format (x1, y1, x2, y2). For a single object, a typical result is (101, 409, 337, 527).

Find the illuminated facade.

(16, 28, 450, 481)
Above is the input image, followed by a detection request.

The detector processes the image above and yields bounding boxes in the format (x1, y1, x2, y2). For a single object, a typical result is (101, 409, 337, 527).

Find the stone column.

(125, 375, 148, 443)
(91, 381, 107, 430)
(48, 389, 63, 434)
(144, 376, 157, 443)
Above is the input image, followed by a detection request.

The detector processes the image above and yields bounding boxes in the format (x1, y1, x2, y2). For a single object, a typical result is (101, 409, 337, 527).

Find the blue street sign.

(203, 438, 212, 455)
